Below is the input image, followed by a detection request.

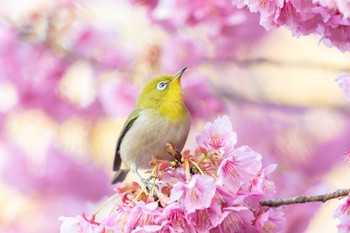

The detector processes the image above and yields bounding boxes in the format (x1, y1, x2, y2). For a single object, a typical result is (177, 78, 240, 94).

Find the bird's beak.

(173, 67, 187, 82)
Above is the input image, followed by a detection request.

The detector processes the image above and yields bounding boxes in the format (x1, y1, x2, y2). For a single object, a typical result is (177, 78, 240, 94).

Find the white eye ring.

(157, 81, 168, 90)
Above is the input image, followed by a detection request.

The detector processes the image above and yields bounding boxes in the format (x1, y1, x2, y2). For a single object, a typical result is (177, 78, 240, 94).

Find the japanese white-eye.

(112, 67, 191, 184)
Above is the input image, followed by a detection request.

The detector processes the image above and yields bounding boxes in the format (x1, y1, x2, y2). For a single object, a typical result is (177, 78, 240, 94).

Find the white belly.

(120, 110, 191, 169)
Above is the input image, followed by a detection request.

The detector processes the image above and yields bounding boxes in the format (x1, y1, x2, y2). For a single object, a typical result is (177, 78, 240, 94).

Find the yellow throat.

(136, 68, 189, 122)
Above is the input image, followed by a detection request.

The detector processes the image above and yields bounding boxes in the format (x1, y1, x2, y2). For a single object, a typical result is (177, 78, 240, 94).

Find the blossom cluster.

(231, 0, 350, 51)
(334, 193, 350, 233)
(133, 0, 350, 52)
(60, 116, 285, 232)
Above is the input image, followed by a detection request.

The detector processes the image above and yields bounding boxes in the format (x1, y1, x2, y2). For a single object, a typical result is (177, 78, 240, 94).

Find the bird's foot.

(134, 169, 157, 193)
(139, 177, 155, 192)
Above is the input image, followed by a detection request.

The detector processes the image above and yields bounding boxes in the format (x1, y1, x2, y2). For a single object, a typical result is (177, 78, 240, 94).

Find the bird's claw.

(134, 169, 157, 192)
(137, 177, 149, 190)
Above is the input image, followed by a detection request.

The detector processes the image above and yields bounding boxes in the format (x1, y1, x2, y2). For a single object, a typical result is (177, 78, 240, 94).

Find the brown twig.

(260, 188, 350, 207)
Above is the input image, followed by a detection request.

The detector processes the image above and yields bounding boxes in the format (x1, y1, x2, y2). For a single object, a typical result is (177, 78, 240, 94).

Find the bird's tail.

(111, 169, 129, 184)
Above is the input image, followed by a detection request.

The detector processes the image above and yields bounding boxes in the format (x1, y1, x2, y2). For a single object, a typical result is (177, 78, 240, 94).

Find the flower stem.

(93, 192, 121, 217)
(185, 160, 191, 182)
(197, 155, 210, 164)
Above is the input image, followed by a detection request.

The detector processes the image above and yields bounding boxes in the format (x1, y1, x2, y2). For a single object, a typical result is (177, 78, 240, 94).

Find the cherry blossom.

(196, 115, 237, 156)
(59, 116, 284, 232)
(216, 146, 262, 193)
(59, 214, 99, 233)
(255, 208, 285, 233)
(170, 174, 216, 213)
(334, 194, 350, 232)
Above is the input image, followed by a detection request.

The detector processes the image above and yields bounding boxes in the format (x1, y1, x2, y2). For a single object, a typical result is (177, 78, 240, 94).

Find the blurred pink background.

(0, 0, 349, 232)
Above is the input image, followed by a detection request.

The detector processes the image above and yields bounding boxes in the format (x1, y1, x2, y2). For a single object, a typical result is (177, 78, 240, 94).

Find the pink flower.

(210, 206, 254, 233)
(196, 115, 237, 156)
(215, 186, 247, 207)
(216, 146, 262, 193)
(132, 225, 165, 233)
(154, 203, 196, 233)
(337, 0, 350, 18)
(337, 224, 350, 233)
(342, 150, 350, 166)
(161, 167, 187, 185)
(186, 199, 222, 231)
(99, 205, 132, 232)
(336, 73, 350, 101)
(127, 202, 160, 230)
(255, 208, 285, 233)
(58, 116, 284, 232)
(99, 214, 119, 232)
(170, 174, 216, 213)
(250, 164, 277, 196)
(59, 214, 99, 233)
(238, 0, 284, 30)
(334, 194, 350, 231)
(231, 0, 350, 51)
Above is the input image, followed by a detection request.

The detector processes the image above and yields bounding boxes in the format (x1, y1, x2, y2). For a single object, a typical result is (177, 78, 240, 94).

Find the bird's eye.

(157, 81, 168, 90)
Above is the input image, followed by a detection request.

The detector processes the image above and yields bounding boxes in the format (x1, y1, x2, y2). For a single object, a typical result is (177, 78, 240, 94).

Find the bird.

(112, 67, 191, 184)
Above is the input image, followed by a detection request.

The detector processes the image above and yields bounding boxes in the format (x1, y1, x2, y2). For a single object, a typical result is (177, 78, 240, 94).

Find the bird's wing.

(113, 110, 139, 171)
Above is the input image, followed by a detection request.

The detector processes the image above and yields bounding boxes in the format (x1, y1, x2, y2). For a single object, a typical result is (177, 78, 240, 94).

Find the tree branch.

(260, 188, 350, 207)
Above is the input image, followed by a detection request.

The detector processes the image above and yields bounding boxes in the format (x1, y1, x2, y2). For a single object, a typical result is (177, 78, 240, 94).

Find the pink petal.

(170, 175, 216, 213)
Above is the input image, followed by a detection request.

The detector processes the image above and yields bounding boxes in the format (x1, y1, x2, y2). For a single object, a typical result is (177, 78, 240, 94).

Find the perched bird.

(112, 67, 191, 184)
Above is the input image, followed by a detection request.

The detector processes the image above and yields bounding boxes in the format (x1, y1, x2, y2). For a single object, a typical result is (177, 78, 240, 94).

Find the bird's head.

(138, 67, 187, 107)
